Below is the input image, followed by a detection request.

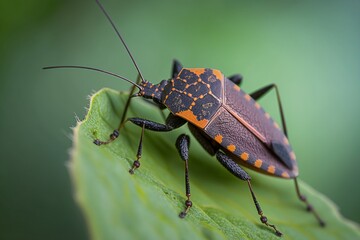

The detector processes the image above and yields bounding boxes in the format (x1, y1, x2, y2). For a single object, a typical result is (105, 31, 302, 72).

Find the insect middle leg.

(175, 134, 193, 218)
(123, 114, 186, 173)
(216, 151, 283, 237)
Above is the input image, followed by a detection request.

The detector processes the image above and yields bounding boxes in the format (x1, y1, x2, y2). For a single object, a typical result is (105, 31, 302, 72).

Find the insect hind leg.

(294, 178, 326, 227)
(216, 151, 282, 237)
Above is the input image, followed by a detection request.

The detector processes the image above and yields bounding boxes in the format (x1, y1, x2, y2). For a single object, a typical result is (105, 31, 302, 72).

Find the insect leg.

(119, 74, 142, 126)
(175, 134, 193, 218)
(129, 123, 145, 174)
(172, 59, 183, 78)
(129, 113, 186, 131)
(93, 101, 168, 146)
(216, 151, 282, 237)
(294, 178, 326, 227)
(125, 114, 186, 173)
(250, 84, 287, 137)
(228, 74, 243, 86)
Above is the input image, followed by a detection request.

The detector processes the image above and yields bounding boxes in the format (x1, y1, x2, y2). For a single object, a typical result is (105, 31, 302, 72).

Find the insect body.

(45, 0, 325, 237)
(161, 68, 298, 179)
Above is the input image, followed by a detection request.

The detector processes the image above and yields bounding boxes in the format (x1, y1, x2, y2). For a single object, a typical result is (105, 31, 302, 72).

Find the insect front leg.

(216, 151, 283, 237)
(125, 114, 186, 173)
(172, 59, 183, 78)
(175, 134, 193, 218)
(93, 96, 167, 146)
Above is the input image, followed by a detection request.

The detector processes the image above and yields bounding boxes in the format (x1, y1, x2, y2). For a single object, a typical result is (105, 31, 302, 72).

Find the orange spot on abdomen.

(214, 134, 223, 143)
(281, 172, 290, 178)
(240, 152, 249, 161)
(254, 159, 263, 168)
(233, 84, 240, 91)
(227, 144, 236, 152)
(267, 165, 276, 174)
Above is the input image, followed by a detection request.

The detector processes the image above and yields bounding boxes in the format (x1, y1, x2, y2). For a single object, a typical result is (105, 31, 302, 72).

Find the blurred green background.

(1, 0, 359, 239)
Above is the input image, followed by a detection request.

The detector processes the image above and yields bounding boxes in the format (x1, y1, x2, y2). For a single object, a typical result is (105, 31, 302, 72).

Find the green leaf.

(70, 88, 359, 240)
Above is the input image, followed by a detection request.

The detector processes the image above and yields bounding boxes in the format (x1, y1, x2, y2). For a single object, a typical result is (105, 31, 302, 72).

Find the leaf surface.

(70, 88, 359, 240)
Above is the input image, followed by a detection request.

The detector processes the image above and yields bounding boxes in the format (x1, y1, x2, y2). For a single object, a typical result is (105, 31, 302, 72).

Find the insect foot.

(93, 129, 120, 146)
(129, 160, 140, 174)
(179, 197, 192, 218)
(260, 215, 283, 237)
(295, 178, 326, 227)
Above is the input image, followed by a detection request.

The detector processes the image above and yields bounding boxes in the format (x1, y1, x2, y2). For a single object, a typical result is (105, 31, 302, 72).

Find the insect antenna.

(43, 65, 143, 90)
(95, 0, 146, 83)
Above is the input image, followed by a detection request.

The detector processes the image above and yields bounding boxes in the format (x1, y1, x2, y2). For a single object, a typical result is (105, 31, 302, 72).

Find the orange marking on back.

(244, 94, 251, 101)
(227, 144, 236, 152)
(240, 152, 249, 161)
(255, 102, 261, 109)
(190, 68, 206, 76)
(281, 172, 290, 178)
(233, 85, 240, 91)
(274, 122, 280, 129)
(265, 112, 271, 119)
(214, 134, 223, 143)
(290, 151, 296, 160)
(267, 165, 276, 174)
(283, 137, 289, 145)
(212, 69, 223, 81)
(254, 159, 263, 168)
(176, 109, 208, 128)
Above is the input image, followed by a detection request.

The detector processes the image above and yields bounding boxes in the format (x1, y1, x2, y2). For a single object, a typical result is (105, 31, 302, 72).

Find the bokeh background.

(1, 0, 359, 239)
